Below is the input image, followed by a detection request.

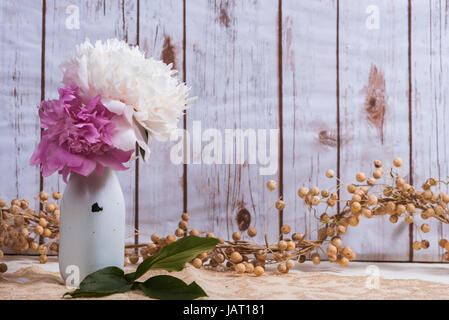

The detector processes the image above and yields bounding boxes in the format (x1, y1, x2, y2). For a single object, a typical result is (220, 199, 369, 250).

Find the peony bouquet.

(31, 39, 192, 181)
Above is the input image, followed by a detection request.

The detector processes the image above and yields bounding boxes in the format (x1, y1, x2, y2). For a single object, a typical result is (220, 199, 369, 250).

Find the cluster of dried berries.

(297, 157, 449, 265)
(0, 191, 61, 273)
(122, 180, 332, 276)
(2, 157, 449, 277)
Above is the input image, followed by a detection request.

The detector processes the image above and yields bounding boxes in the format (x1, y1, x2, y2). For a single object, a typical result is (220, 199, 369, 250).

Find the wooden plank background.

(1, 0, 448, 261)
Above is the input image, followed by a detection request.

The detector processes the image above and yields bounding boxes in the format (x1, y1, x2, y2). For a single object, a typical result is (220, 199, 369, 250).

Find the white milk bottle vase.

(59, 168, 125, 285)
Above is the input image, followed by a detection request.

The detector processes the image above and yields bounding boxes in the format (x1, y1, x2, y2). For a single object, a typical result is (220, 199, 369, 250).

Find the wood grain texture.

(2, 0, 449, 262)
(411, 0, 449, 262)
(0, 0, 42, 211)
(339, 0, 410, 260)
(44, 0, 138, 243)
(137, 0, 185, 241)
(185, 0, 279, 242)
(282, 0, 338, 245)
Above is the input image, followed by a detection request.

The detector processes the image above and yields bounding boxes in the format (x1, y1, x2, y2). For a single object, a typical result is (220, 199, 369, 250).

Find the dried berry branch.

(1, 157, 448, 277)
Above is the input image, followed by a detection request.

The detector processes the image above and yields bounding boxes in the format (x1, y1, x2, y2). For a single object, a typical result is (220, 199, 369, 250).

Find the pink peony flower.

(30, 85, 133, 182)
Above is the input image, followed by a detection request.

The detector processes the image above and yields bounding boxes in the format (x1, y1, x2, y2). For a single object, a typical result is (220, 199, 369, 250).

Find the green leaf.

(129, 236, 219, 281)
(138, 275, 207, 300)
(64, 266, 134, 298)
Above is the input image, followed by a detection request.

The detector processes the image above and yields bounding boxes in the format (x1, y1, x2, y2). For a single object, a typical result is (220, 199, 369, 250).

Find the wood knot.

(236, 208, 251, 231)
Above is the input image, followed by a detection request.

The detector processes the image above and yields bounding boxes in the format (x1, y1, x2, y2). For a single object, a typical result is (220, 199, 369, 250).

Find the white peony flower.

(60, 38, 192, 161)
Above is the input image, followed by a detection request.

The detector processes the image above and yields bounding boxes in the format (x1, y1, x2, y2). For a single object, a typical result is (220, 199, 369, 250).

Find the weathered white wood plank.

(137, 0, 184, 241)
(411, 0, 449, 262)
(339, 0, 410, 260)
(185, 0, 279, 242)
(44, 0, 137, 243)
(282, 0, 338, 248)
(0, 0, 42, 211)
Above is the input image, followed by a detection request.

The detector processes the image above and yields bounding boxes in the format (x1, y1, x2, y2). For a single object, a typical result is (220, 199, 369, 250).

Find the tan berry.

(181, 212, 190, 221)
(166, 234, 176, 244)
(43, 228, 52, 238)
(327, 245, 337, 256)
(413, 241, 422, 250)
(206, 233, 216, 238)
(338, 256, 350, 267)
(373, 169, 383, 179)
(348, 215, 359, 227)
(39, 191, 49, 201)
(34, 225, 44, 236)
(20, 200, 29, 209)
(396, 204, 406, 215)
(275, 200, 285, 210)
(361, 208, 373, 218)
(197, 252, 208, 260)
(277, 262, 288, 273)
(232, 232, 242, 241)
(356, 172, 366, 182)
(405, 215, 414, 224)
(326, 227, 335, 237)
(292, 233, 304, 241)
(286, 241, 296, 251)
(421, 224, 430, 233)
(350, 202, 361, 214)
(190, 229, 200, 236)
(192, 258, 202, 269)
(266, 180, 277, 191)
(311, 253, 321, 265)
(347, 184, 357, 194)
(320, 213, 330, 223)
(393, 157, 403, 167)
(421, 240, 430, 249)
(337, 225, 346, 235)
(440, 193, 449, 203)
(235, 263, 246, 274)
(175, 228, 185, 237)
(425, 208, 435, 217)
(286, 259, 295, 269)
(439, 238, 448, 248)
(178, 220, 188, 230)
(406, 203, 415, 213)
(230, 251, 243, 263)
(52, 191, 61, 200)
(214, 253, 225, 263)
(247, 227, 257, 237)
(45, 203, 56, 213)
(309, 187, 320, 196)
(374, 160, 382, 168)
(281, 224, 291, 234)
(389, 215, 399, 224)
(311, 196, 320, 206)
(278, 240, 288, 251)
(245, 263, 254, 273)
(151, 234, 160, 243)
(129, 254, 139, 264)
(254, 266, 264, 276)
(30, 242, 39, 251)
(326, 169, 335, 178)
(429, 177, 438, 186)
(39, 255, 48, 264)
(297, 187, 309, 198)
(331, 236, 342, 248)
